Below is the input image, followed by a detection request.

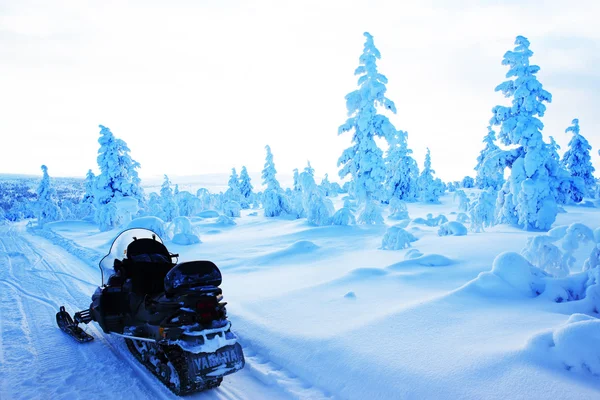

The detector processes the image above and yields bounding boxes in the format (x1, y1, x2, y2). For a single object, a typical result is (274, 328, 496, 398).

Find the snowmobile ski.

(56, 306, 94, 343)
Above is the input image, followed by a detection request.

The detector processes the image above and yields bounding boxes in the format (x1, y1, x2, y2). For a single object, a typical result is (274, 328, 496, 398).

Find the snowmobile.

(56, 228, 245, 395)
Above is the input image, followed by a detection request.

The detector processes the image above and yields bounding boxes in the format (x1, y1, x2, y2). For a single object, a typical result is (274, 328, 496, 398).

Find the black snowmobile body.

(56, 228, 245, 395)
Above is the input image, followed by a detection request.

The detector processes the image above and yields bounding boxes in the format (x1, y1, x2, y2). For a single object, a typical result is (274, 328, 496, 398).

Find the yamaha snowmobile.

(56, 228, 245, 395)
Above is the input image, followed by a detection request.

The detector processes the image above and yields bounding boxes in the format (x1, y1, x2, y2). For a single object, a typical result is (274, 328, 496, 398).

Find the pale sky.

(2, 0, 600, 183)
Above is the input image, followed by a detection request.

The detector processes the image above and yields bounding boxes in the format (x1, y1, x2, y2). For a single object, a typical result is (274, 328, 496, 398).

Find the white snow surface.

(3, 193, 600, 399)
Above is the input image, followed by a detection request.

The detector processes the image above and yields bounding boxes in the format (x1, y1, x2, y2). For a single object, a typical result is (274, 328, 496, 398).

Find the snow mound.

(381, 226, 417, 250)
(388, 253, 454, 270)
(286, 240, 320, 253)
(344, 291, 357, 299)
(405, 249, 423, 259)
(411, 213, 448, 227)
(250, 240, 321, 266)
(490, 252, 548, 296)
(172, 233, 201, 245)
(348, 268, 389, 278)
(125, 216, 167, 239)
(197, 210, 219, 218)
(527, 314, 600, 377)
(437, 221, 467, 236)
(216, 215, 236, 226)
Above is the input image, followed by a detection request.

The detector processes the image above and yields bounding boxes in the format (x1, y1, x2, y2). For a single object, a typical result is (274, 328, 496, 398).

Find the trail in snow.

(0, 224, 328, 400)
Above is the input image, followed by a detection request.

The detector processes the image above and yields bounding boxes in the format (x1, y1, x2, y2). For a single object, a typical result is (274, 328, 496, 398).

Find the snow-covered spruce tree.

(338, 32, 398, 223)
(385, 129, 419, 202)
(160, 175, 179, 222)
(225, 168, 242, 203)
(83, 169, 95, 203)
(320, 173, 332, 196)
(292, 169, 301, 191)
(562, 119, 596, 198)
(417, 148, 444, 203)
(475, 127, 504, 190)
(461, 176, 475, 189)
(36, 165, 62, 226)
(238, 166, 253, 208)
(491, 36, 558, 230)
(93, 125, 144, 230)
(262, 145, 288, 217)
(304, 161, 315, 177)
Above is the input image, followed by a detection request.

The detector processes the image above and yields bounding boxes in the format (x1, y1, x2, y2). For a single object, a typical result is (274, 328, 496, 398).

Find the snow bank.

(197, 210, 220, 218)
(411, 213, 448, 227)
(527, 314, 600, 378)
(388, 253, 454, 270)
(437, 221, 467, 236)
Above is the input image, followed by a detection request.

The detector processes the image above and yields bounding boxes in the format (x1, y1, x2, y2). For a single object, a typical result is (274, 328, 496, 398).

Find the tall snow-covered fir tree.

(417, 148, 444, 203)
(36, 165, 62, 225)
(304, 161, 315, 177)
(292, 169, 301, 191)
(238, 166, 253, 208)
(338, 32, 398, 223)
(562, 119, 596, 197)
(474, 127, 504, 190)
(93, 125, 144, 230)
(385, 129, 419, 202)
(160, 174, 179, 222)
(262, 145, 288, 216)
(491, 36, 558, 230)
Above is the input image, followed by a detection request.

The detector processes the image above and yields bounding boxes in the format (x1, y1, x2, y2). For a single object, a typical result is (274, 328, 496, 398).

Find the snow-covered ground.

(3, 194, 600, 399)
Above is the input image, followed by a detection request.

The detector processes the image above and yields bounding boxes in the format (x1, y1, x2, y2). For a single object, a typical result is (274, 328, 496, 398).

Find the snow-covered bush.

(196, 188, 213, 211)
(216, 215, 236, 226)
(169, 216, 201, 245)
(562, 119, 596, 198)
(521, 223, 594, 277)
(389, 197, 409, 220)
(176, 191, 202, 217)
(438, 221, 467, 236)
(382, 225, 418, 250)
(469, 188, 496, 232)
(490, 36, 558, 231)
(412, 213, 448, 227)
(456, 212, 470, 224)
(114, 197, 139, 227)
(357, 200, 384, 225)
(36, 165, 62, 226)
(454, 190, 470, 212)
(461, 176, 474, 189)
(222, 200, 241, 218)
(331, 206, 356, 225)
(338, 32, 397, 223)
(417, 149, 444, 203)
(298, 169, 334, 225)
(125, 216, 167, 239)
(224, 168, 242, 203)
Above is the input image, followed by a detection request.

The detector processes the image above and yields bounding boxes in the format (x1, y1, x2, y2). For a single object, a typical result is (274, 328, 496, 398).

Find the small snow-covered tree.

(469, 188, 496, 232)
(160, 175, 179, 222)
(292, 169, 301, 192)
(238, 166, 253, 208)
(475, 127, 504, 190)
(491, 36, 557, 230)
(304, 161, 315, 177)
(562, 119, 596, 198)
(461, 176, 475, 188)
(262, 145, 288, 217)
(299, 170, 334, 225)
(225, 168, 242, 203)
(385, 129, 419, 202)
(454, 190, 470, 212)
(83, 169, 95, 204)
(417, 148, 444, 203)
(36, 165, 62, 226)
(338, 32, 397, 224)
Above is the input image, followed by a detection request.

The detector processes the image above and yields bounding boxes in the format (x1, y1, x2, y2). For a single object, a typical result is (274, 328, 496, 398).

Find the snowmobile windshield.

(99, 228, 165, 285)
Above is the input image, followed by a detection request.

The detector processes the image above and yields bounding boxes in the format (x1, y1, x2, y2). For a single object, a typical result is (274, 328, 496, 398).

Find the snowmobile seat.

(126, 238, 171, 260)
(164, 261, 223, 296)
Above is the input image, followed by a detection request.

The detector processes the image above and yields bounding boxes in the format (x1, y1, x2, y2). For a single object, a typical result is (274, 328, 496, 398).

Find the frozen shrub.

(382, 225, 418, 250)
(331, 207, 356, 226)
(438, 221, 467, 236)
(222, 200, 241, 218)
